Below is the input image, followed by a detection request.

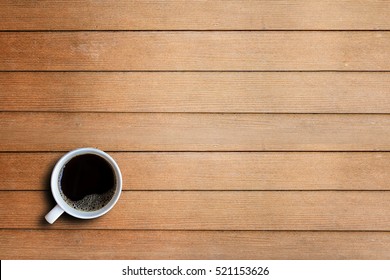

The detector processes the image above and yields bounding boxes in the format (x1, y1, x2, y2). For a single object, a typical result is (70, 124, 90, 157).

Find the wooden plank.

(1, 1, 390, 31)
(2, 112, 390, 152)
(1, 32, 390, 71)
(1, 191, 390, 230)
(1, 230, 390, 259)
(2, 152, 390, 191)
(2, 72, 390, 113)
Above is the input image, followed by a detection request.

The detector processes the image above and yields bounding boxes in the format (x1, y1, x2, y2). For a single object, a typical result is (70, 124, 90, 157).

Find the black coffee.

(59, 154, 116, 211)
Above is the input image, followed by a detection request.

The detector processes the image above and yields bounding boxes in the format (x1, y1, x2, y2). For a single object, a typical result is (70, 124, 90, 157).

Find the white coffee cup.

(45, 148, 122, 224)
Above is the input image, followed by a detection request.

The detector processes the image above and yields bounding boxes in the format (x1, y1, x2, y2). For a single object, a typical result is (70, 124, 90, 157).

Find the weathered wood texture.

(1, 113, 390, 151)
(1, 0, 389, 30)
(2, 72, 390, 113)
(1, 32, 390, 71)
(1, 152, 389, 191)
(2, 191, 390, 230)
(1, 230, 390, 259)
(1, 0, 389, 260)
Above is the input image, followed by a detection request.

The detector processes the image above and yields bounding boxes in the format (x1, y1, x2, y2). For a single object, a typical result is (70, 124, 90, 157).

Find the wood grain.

(2, 32, 390, 71)
(2, 191, 390, 230)
(1, 152, 390, 191)
(1, 230, 390, 259)
(2, 0, 390, 262)
(2, 112, 390, 152)
(2, 72, 390, 113)
(1, 0, 389, 31)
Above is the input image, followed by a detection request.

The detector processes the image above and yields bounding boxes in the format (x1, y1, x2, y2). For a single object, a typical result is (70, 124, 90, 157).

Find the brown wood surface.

(1, 0, 390, 31)
(1, 230, 390, 260)
(1, 1, 389, 260)
(2, 112, 390, 152)
(1, 152, 390, 191)
(2, 191, 390, 230)
(2, 72, 390, 113)
(2, 32, 390, 71)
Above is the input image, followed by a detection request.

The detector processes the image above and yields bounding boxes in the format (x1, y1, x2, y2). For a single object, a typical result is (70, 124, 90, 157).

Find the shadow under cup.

(45, 148, 122, 224)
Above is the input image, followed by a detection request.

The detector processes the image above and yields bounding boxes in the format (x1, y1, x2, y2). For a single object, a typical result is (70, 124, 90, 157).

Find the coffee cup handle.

(45, 204, 64, 224)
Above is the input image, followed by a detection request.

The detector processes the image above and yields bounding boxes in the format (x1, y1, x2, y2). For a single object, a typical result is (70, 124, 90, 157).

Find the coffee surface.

(59, 154, 115, 211)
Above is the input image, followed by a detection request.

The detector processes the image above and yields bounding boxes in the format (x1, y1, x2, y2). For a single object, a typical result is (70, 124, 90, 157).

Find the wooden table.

(1, 1, 390, 259)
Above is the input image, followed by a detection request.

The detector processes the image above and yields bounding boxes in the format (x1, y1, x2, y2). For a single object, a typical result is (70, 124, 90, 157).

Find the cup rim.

(51, 147, 122, 219)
